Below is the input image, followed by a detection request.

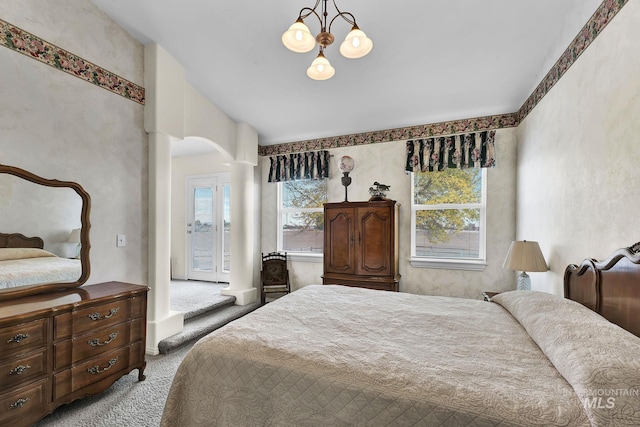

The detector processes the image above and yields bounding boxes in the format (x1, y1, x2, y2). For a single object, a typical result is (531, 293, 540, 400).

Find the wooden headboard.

(0, 232, 44, 249)
(565, 242, 640, 337)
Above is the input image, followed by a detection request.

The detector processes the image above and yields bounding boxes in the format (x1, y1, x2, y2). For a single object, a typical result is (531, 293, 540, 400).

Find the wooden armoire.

(322, 200, 400, 291)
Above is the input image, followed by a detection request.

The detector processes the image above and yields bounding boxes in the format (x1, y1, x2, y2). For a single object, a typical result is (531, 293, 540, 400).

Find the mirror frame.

(0, 164, 91, 300)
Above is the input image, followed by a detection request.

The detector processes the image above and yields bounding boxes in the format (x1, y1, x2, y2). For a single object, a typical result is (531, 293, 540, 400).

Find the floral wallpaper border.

(517, 0, 628, 122)
(260, 0, 628, 156)
(259, 113, 518, 157)
(0, 19, 145, 105)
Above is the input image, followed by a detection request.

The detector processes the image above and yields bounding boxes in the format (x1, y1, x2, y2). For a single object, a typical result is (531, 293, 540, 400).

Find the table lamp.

(338, 156, 354, 202)
(503, 240, 548, 290)
(68, 228, 81, 259)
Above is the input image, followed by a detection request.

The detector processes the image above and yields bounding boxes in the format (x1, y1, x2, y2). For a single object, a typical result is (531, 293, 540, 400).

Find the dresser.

(0, 282, 148, 427)
(323, 200, 400, 291)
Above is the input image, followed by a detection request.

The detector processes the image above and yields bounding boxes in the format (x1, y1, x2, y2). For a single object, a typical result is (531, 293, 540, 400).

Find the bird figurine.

(369, 182, 391, 200)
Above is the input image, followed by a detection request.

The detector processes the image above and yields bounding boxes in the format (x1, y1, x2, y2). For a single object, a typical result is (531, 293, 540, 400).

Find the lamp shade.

(339, 26, 373, 59)
(338, 156, 355, 173)
(306, 52, 335, 80)
(282, 19, 315, 53)
(67, 228, 81, 243)
(502, 240, 548, 272)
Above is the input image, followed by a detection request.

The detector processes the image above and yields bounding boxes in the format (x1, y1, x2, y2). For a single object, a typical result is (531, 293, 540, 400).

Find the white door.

(186, 173, 230, 283)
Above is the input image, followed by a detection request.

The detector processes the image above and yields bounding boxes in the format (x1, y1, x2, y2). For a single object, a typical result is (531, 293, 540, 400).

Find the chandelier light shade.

(282, 0, 373, 80)
(282, 19, 315, 53)
(503, 240, 549, 291)
(339, 26, 373, 59)
(306, 50, 335, 80)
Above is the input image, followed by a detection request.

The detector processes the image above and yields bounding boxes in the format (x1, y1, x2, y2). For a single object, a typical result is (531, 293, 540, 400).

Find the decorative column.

(221, 161, 258, 305)
(146, 131, 183, 353)
(144, 44, 186, 354)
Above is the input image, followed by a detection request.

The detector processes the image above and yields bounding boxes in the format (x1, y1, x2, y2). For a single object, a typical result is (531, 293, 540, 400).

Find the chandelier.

(281, 0, 373, 81)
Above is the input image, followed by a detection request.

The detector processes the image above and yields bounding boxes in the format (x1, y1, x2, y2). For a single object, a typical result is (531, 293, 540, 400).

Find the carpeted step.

(158, 302, 260, 354)
(182, 294, 236, 320)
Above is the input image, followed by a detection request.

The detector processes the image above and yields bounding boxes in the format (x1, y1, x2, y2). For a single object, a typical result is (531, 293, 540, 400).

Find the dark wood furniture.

(482, 291, 500, 301)
(0, 232, 44, 249)
(0, 281, 148, 427)
(260, 252, 291, 304)
(564, 242, 640, 338)
(323, 200, 400, 291)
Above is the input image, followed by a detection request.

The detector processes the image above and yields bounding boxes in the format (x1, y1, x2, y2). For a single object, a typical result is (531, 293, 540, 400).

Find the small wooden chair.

(260, 252, 290, 304)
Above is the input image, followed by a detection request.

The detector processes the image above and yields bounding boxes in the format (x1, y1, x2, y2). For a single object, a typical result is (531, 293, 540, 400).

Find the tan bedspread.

(162, 285, 593, 426)
(0, 256, 81, 288)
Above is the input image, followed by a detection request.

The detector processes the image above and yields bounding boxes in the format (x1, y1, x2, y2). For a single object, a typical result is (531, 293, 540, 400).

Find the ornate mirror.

(0, 164, 90, 300)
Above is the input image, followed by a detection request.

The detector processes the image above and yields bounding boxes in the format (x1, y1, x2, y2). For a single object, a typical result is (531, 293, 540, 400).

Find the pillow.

(46, 242, 78, 259)
(492, 290, 640, 426)
(0, 247, 57, 261)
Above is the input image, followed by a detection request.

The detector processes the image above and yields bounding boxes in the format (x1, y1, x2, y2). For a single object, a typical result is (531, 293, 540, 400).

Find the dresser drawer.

(131, 295, 146, 318)
(0, 378, 48, 425)
(53, 346, 130, 400)
(73, 298, 131, 334)
(0, 319, 48, 357)
(53, 319, 143, 369)
(0, 348, 48, 391)
(0, 282, 147, 425)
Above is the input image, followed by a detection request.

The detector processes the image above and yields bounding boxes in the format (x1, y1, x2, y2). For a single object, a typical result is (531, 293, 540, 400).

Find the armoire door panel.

(323, 200, 399, 292)
(357, 208, 391, 276)
(325, 209, 355, 274)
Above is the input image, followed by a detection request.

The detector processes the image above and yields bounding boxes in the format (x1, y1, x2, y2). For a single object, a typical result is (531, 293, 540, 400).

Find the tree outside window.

(412, 168, 486, 260)
(278, 180, 326, 254)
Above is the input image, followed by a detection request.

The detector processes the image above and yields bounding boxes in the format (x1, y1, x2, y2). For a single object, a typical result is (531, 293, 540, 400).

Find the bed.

(0, 232, 81, 289)
(161, 244, 640, 426)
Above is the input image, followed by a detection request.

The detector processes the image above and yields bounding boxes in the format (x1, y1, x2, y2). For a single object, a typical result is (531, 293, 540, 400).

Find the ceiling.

(91, 0, 603, 148)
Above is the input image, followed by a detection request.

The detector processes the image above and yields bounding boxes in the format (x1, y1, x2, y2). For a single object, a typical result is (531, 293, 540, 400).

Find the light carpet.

(158, 302, 259, 354)
(169, 279, 233, 319)
(35, 342, 193, 427)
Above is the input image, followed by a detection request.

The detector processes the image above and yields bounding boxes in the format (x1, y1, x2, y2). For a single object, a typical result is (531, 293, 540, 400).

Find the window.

(411, 168, 487, 270)
(277, 180, 327, 260)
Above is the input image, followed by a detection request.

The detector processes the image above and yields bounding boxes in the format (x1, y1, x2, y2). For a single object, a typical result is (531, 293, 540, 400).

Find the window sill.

(286, 253, 324, 263)
(410, 257, 487, 271)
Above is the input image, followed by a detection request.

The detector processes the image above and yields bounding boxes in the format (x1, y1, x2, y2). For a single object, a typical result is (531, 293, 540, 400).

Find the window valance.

(405, 131, 496, 173)
(268, 150, 330, 183)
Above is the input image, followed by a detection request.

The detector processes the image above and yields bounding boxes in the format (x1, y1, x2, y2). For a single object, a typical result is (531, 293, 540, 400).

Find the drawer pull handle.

(87, 357, 118, 375)
(6, 333, 30, 344)
(88, 307, 119, 321)
(9, 364, 31, 376)
(88, 332, 119, 347)
(8, 398, 29, 410)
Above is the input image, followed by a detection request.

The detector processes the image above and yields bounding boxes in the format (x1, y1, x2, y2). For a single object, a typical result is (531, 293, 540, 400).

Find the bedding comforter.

(0, 248, 81, 288)
(161, 285, 640, 427)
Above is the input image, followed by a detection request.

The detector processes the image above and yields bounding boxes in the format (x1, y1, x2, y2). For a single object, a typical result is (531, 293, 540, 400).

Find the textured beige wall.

(0, 0, 147, 285)
(261, 129, 517, 299)
(516, 0, 640, 295)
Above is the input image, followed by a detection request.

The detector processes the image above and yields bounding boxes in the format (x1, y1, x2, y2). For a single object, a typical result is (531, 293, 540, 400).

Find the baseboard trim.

(220, 287, 257, 305)
(146, 310, 184, 354)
